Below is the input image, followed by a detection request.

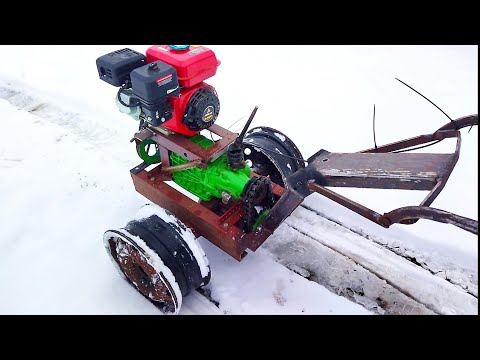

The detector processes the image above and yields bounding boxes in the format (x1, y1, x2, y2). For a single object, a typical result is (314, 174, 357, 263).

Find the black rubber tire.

(103, 207, 210, 314)
(124, 215, 210, 296)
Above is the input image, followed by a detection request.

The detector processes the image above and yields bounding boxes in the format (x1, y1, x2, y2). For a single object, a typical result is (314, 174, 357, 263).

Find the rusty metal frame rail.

(287, 115, 478, 234)
(131, 165, 287, 261)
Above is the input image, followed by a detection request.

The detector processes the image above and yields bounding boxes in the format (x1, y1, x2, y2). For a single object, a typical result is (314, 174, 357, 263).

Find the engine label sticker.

(202, 105, 215, 122)
(189, 47, 206, 55)
(156, 74, 173, 87)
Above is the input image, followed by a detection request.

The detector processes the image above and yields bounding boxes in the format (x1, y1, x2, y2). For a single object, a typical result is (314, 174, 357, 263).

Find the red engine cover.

(161, 83, 216, 137)
(146, 45, 221, 88)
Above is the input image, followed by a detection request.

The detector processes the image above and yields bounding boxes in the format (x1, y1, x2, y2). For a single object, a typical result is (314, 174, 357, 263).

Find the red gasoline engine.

(96, 45, 221, 136)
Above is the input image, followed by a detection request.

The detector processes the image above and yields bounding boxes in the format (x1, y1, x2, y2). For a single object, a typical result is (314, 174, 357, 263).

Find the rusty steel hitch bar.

(284, 114, 478, 235)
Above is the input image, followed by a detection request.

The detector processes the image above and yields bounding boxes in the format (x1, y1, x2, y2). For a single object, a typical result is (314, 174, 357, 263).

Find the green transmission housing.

(168, 135, 251, 201)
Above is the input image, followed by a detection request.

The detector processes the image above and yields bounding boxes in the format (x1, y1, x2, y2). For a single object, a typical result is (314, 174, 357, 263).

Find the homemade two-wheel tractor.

(97, 45, 478, 314)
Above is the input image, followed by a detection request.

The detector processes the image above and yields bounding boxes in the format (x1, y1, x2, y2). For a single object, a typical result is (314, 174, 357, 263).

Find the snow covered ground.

(0, 45, 477, 315)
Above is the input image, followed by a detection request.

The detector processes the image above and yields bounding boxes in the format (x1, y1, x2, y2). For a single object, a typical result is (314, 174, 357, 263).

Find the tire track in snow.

(180, 290, 223, 315)
(261, 223, 436, 315)
(300, 202, 478, 298)
(0, 82, 134, 166)
(283, 206, 477, 315)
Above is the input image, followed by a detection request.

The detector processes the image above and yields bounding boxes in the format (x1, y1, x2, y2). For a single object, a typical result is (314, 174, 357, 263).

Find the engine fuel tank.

(146, 45, 221, 88)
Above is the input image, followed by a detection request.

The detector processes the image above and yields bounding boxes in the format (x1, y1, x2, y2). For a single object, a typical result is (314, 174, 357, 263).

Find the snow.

(259, 224, 437, 315)
(199, 239, 371, 315)
(274, 132, 286, 142)
(284, 206, 477, 314)
(0, 45, 477, 315)
(302, 195, 478, 296)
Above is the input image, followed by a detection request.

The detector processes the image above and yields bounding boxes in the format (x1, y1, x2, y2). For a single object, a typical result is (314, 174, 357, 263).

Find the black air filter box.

(130, 61, 180, 104)
(96, 48, 147, 87)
